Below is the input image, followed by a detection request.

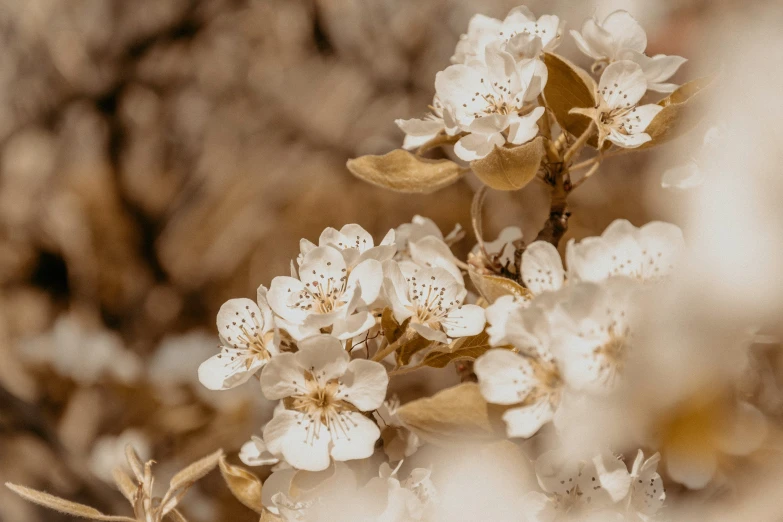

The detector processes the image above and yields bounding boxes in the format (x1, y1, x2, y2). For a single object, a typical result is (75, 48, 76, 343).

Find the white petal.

(336, 359, 389, 411)
(410, 322, 448, 344)
(637, 221, 685, 280)
(339, 224, 375, 251)
(662, 160, 703, 189)
(485, 295, 528, 346)
(474, 349, 538, 405)
(295, 335, 350, 380)
(300, 246, 348, 287)
(502, 400, 555, 438)
(442, 304, 485, 338)
(592, 453, 631, 502)
(598, 60, 647, 109)
(715, 401, 767, 456)
(570, 27, 602, 61)
(395, 117, 445, 138)
(198, 350, 260, 391)
(578, 18, 616, 59)
(454, 131, 505, 161)
(256, 286, 276, 335)
(217, 298, 265, 350)
(507, 106, 545, 145)
(328, 412, 381, 462)
(665, 448, 716, 489)
(409, 236, 464, 284)
(331, 311, 376, 340)
(347, 259, 383, 305)
(607, 129, 651, 148)
(521, 491, 557, 522)
(521, 241, 565, 294)
(259, 353, 307, 400)
(381, 259, 414, 323)
(602, 10, 647, 53)
(264, 410, 331, 471)
(240, 436, 280, 466)
(268, 276, 309, 324)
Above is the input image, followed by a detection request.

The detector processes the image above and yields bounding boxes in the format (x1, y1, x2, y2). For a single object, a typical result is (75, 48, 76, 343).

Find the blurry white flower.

(532, 450, 615, 518)
(570, 10, 686, 92)
(452, 7, 564, 65)
(19, 314, 141, 385)
(566, 219, 684, 283)
(548, 278, 638, 393)
(383, 261, 485, 343)
(259, 335, 388, 471)
(475, 305, 562, 438)
(198, 287, 280, 391)
(89, 429, 151, 483)
(627, 450, 665, 517)
(268, 246, 383, 340)
(396, 97, 460, 150)
(485, 294, 530, 346)
(661, 125, 723, 190)
(521, 240, 566, 295)
(239, 435, 280, 467)
(298, 224, 396, 269)
(571, 61, 663, 148)
(436, 45, 545, 161)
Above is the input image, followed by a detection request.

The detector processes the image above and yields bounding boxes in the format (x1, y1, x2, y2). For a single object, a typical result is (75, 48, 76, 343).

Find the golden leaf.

(218, 457, 265, 515)
(396, 382, 505, 446)
(468, 268, 532, 304)
(111, 468, 138, 504)
(641, 73, 718, 149)
(470, 138, 545, 191)
(381, 308, 404, 343)
(346, 149, 463, 194)
(5, 483, 136, 522)
(421, 332, 510, 368)
(542, 53, 596, 138)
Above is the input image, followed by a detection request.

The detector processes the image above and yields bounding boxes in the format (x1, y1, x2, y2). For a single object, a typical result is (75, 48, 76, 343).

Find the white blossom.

(452, 7, 564, 65)
(373, 396, 422, 461)
(570, 10, 686, 93)
(571, 60, 663, 149)
(394, 215, 462, 262)
(383, 260, 485, 343)
(198, 287, 280, 391)
(628, 451, 665, 518)
(436, 45, 545, 161)
(259, 335, 388, 471)
(298, 224, 396, 269)
(268, 246, 383, 340)
(565, 219, 684, 283)
(239, 435, 281, 467)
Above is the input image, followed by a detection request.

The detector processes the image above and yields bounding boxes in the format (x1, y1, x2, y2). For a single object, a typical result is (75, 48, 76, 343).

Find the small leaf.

(469, 268, 532, 304)
(381, 308, 404, 343)
(111, 468, 137, 504)
(347, 149, 463, 194)
(421, 332, 510, 368)
(218, 457, 265, 515)
(396, 382, 505, 446)
(169, 449, 223, 492)
(5, 483, 136, 522)
(395, 331, 434, 366)
(470, 138, 545, 191)
(542, 53, 596, 138)
(641, 73, 718, 149)
(124, 444, 145, 482)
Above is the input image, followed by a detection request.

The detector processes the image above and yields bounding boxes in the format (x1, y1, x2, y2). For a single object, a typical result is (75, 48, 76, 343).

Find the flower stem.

(372, 329, 415, 363)
(563, 121, 596, 165)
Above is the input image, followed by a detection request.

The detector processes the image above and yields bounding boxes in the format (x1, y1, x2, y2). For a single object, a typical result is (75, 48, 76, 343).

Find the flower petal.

(502, 400, 555, 438)
(442, 304, 486, 338)
(336, 359, 389, 411)
(328, 412, 381, 462)
(521, 241, 565, 294)
(454, 131, 505, 161)
(602, 10, 647, 53)
(347, 259, 383, 304)
(295, 335, 350, 381)
(264, 410, 331, 471)
(508, 106, 545, 145)
(598, 60, 647, 109)
(474, 349, 539, 405)
(259, 352, 308, 400)
(198, 350, 259, 391)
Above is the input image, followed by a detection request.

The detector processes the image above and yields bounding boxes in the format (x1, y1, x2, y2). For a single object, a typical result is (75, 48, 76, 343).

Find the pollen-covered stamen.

(407, 275, 455, 328)
(219, 305, 272, 367)
(291, 370, 358, 446)
(294, 267, 351, 314)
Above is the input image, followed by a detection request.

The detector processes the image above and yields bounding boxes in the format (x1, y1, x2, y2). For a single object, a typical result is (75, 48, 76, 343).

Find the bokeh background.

(0, 0, 755, 520)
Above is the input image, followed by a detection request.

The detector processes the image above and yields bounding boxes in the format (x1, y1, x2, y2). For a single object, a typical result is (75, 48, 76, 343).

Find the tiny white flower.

(383, 260, 485, 343)
(452, 7, 564, 65)
(570, 10, 686, 93)
(260, 335, 388, 471)
(198, 286, 280, 391)
(373, 396, 422, 461)
(628, 450, 665, 517)
(298, 224, 396, 269)
(394, 215, 462, 261)
(268, 246, 383, 340)
(239, 435, 281, 467)
(534, 450, 614, 515)
(396, 97, 460, 150)
(436, 45, 545, 161)
(566, 219, 684, 283)
(571, 60, 663, 149)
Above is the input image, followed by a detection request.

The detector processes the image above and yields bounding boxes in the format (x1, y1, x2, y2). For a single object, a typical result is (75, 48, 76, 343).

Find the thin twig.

(569, 156, 600, 172)
(471, 185, 489, 258)
(570, 160, 602, 191)
(371, 330, 414, 362)
(562, 121, 596, 165)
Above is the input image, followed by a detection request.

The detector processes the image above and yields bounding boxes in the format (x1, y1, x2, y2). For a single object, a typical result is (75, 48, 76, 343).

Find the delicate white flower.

(436, 45, 545, 161)
(548, 278, 639, 393)
(383, 261, 485, 343)
(259, 335, 388, 471)
(662, 125, 723, 190)
(566, 219, 684, 283)
(198, 287, 280, 391)
(627, 450, 665, 517)
(268, 246, 383, 340)
(452, 7, 564, 65)
(570, 10, 686, 93)
(571, 60, 663, 149)
(394, 215, 462, 261)
(475, 305, 561, 438)
(373, 396, 422, 461)
(533, 450, 615, 517)
(396, 97, 460, 150)
(298, 224, 396, 269)
(239, 435, 281, 467)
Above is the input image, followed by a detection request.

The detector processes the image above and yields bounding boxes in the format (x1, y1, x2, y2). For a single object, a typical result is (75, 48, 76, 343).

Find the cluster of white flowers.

(397, 8, 685, 157)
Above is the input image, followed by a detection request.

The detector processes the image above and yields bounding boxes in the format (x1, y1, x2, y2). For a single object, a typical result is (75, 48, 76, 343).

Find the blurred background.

(0, 0, 759, 520)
